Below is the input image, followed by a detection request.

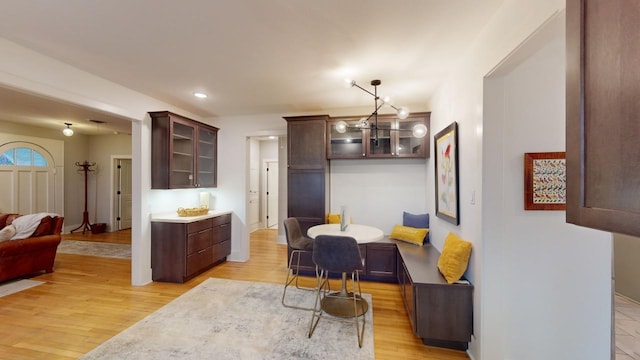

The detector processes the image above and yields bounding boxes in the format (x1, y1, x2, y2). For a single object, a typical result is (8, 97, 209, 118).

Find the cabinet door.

(197, 125, 217, 188)
(151, 111, 219, 189)
(327, 118, 366, 159)
(365, 242, 397, 279)
(415, 285, 473, 342)
(366, 117, 394, 158)
(395, 114, 430, 158)
(566, 0, 640, 236)
(287, 170, 326, 234)
(286, 116, 328, 169)
(398, 258, 416, 332)
(170, 119, 196, 188)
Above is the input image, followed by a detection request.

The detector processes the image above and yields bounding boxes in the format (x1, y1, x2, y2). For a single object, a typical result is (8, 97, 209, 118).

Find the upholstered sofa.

(0, 213, 64, 283)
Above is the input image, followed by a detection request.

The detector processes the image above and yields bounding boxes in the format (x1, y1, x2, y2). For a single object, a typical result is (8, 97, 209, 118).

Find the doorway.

(114, 158, 132, 230)
(247, 136, 281, 232)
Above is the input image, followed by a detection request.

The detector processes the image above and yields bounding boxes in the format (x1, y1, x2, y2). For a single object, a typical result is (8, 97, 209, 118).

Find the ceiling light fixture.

(62, 123, 74, 136)
(193, 92, 208, 99)
(339, 79, 427, 145)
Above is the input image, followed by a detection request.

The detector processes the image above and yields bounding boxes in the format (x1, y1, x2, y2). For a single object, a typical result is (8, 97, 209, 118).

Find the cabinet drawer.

(212, 214, 231, 227)
(187, 229, 212, 254)
(188, 218, 213, 234)
(213, 239, 231, 262)
(186, 247, 212, 276)
(212, 223, 231, 244)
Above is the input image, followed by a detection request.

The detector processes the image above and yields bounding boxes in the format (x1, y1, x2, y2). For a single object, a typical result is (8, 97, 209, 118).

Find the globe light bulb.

(397, 107, 410, 120)
(412, 123, 428, 138)
(62, 123, 74, 136)
(335, 120, 348, 134)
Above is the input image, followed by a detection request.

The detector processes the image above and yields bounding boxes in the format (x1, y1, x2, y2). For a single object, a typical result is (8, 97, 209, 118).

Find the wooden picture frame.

(524, 152, 566, 210)
(434, 121, 459, 225)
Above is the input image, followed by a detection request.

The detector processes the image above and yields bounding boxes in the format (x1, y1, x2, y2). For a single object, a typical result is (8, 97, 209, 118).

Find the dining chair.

(308, 234, 366, 348)
(282, 217, 316, 310)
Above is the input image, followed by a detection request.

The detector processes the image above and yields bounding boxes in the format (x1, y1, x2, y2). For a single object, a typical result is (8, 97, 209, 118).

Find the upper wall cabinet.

(327, 112, 430, 159)
(287, 115, 329, 169)
(566, 0, 640, 236)
(150, 111, 218, 189)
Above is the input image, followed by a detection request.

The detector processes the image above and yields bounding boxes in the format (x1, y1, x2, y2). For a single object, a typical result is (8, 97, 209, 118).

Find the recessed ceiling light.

(193, 92, 208, 99)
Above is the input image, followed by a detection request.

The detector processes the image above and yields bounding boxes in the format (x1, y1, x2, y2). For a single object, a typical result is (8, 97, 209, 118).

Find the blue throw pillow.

(402, 211, 429, 242)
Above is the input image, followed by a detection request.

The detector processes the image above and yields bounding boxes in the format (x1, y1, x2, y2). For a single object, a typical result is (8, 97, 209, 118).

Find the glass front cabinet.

(150, 111, 218, 189)
(327, 112, 430, 159)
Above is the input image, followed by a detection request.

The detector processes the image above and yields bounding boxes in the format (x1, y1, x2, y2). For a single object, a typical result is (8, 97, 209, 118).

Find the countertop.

(151, 210, 232, 223)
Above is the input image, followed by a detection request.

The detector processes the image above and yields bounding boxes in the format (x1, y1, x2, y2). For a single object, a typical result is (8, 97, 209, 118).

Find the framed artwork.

(434, 121, 459, 225)
(524, 152, 566, 210)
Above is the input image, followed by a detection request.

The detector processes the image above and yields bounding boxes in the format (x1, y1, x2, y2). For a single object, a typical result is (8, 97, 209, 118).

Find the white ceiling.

(0, 0, 503, 135)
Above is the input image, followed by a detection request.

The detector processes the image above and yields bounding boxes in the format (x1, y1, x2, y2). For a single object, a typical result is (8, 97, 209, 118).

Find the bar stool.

(308, 234, 366, 347)
(281, 217, 317, 310)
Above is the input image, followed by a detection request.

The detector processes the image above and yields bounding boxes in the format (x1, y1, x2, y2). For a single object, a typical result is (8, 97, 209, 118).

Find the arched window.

(0, 147, 48, 166)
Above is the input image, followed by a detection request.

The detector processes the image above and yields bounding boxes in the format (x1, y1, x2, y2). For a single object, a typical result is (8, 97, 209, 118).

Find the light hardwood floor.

(0, 229, 470, 360)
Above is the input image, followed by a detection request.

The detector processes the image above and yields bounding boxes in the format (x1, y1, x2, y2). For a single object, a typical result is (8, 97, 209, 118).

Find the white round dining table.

(307, 223, 384, 243)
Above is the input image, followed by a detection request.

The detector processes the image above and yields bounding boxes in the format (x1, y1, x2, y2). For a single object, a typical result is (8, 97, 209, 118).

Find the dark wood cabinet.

(150, 111, 218, 189)
(285, 115, 329, 235)
(151, 213, 231, 283)
(566, 0, 640, 236)
(396, 242, 473, 350)
(327, 112, 430, 159)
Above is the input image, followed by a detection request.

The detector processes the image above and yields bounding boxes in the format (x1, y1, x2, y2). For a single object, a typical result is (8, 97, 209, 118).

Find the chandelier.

(336, 79, 427, 145)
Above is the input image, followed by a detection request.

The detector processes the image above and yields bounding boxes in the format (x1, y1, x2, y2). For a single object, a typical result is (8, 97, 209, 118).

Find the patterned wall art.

(524, 152, 567, 210)
(434, 121, 460, 225)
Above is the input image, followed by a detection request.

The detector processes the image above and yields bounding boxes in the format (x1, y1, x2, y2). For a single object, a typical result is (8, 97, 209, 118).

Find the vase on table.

(340, 205, 349, 232)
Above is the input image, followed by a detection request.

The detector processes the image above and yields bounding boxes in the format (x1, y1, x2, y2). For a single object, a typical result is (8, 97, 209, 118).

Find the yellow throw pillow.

(437, 232, 472, 284)
(326, 213, 341, 224)
(389, 225, 429, 246)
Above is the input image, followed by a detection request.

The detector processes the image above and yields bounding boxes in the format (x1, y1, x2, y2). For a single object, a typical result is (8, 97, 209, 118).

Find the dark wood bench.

(395, 240, 473, 350)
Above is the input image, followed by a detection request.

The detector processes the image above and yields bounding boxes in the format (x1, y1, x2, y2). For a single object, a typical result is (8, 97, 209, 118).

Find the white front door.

(0, 141, 60, 215)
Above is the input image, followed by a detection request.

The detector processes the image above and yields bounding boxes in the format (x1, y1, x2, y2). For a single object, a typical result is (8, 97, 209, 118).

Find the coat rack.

(70, 161, 96, 234)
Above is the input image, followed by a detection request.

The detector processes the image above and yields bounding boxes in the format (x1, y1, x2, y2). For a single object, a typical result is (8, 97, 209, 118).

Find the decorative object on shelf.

(199, 191, 210, 208)
(62, 123, 74, 136)
(338, 79, 428, 145)
(434, 122, 459, 225)
(176, 205, 209, 217)
(71, 161, 96, 233)
(524, 152, 566, 210)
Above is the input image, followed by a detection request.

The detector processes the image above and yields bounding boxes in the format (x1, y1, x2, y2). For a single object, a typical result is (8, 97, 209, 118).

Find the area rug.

(81, 278, 374, 359)
(0, 279, 44, 298)
(57, 240, 131, 259)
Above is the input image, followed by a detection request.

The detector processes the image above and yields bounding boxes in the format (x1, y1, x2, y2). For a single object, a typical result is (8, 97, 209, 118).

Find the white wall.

(206, 114, 288, 261)
(87, 134, 132, 230)
(429, 2, 612, 358)
(485, 20, 611, 359)
(330, 158, 427, 234)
